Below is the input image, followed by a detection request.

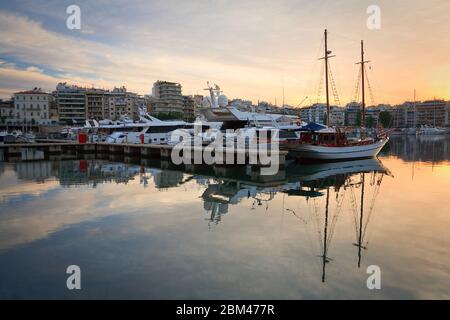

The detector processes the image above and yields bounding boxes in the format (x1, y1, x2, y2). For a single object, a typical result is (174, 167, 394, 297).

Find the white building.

(151, 81, 184, 115)
(300, 103, 344, 126)
(56, 83, 86, 124)
(14, 88, 52, 125)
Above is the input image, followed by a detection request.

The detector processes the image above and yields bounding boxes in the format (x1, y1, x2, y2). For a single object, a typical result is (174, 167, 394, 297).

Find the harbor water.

(0, 135, 449, 299)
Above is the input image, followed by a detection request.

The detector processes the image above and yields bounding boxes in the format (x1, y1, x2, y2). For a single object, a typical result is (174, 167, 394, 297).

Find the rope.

(316, 62, 325, 104)
(364, 65, 376, 105)
(353, 67, 362, 102)
(328, 61, 341, 106)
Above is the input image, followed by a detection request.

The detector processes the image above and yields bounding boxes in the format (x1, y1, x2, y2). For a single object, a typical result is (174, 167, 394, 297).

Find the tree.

(356, 111, 362, 127)
(378, 111, 392, 128)
(366, 116, 375, 128)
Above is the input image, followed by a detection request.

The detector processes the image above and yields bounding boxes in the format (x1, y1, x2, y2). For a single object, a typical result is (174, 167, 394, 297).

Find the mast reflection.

(0, 157, 392, 283)
(285, 158, 391, 282)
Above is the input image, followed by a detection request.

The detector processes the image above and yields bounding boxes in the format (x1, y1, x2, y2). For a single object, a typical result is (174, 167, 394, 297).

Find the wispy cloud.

(0, 0, 449, 103)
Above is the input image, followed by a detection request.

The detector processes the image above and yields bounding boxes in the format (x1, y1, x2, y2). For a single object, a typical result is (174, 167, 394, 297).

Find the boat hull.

(287, 138, 389, 160)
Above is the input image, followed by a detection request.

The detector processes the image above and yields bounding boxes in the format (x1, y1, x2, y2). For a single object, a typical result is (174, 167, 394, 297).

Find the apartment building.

(0, 99, 14, 122)
(106, 87, 140, 120)
(56, 83, 87, 124)
(86, 88, 106, 120)
(14, 88, 52, 125)
(151, 81, 184, 115)
(300, 103, 344, 126)
(415, 100, 449, 127)
(392, 102, 416, 128)
(182, 95, 195, 121)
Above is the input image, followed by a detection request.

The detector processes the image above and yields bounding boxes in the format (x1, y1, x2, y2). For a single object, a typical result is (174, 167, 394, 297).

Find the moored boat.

(286, 30, 389, 160)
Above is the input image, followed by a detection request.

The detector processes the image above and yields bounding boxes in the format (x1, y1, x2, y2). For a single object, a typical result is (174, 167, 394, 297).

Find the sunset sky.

(0, 0, 448, 105)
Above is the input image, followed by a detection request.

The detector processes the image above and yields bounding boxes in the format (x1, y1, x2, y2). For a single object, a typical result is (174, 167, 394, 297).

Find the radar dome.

(218, 94, 228, 107)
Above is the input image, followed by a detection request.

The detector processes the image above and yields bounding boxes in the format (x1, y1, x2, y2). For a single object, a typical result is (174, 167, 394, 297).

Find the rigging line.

(304, 36, 325, 106)
(303, 199, 322, 274)
(349, 183, 360, 240)
(328, 61, 341, 106)
(313, 34, 325, 104)
(307, 196, 324, 273)
(326, 189, 345, 250)
(362, 174, 384, 243)
(350, 62, 356, 101)
(364, 64, 376, 106)
(353, 67, 362, 102)
(312, 197, 324, 254)
(316, 62, 325, 104)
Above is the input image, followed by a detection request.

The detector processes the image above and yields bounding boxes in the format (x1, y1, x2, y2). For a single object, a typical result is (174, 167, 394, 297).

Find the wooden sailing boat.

(287, 30, 389, 160)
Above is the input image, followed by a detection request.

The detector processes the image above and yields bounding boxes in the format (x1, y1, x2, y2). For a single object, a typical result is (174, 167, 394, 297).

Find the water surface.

(0, 136, 449, 299)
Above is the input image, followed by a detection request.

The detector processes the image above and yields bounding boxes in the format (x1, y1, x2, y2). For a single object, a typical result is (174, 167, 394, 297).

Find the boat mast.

(361, 41, 366, 128)
(324, 29, 330, 127)
(357, 40, 370, 128)
(322, 187, 330, 282)
(357, 173, 365, 268)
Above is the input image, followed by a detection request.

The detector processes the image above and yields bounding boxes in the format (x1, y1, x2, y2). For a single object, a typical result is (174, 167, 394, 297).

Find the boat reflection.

(0, 157, 392, 283)
(286, 158, 391, 282)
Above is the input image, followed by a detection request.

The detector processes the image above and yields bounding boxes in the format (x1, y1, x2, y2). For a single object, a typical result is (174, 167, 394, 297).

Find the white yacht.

(417, 125, 446, 136)
(84, 110, 216, 145)
(103, 115, 187, 144)
(195, 82, 305, 146)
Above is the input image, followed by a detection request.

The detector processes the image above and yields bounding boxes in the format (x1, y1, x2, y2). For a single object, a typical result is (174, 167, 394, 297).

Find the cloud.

(0, 0, 449, 103)
(0, 9, 313, 102)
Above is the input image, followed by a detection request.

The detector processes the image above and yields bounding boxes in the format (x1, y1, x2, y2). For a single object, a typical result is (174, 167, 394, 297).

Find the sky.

(0, 0, 449, 105)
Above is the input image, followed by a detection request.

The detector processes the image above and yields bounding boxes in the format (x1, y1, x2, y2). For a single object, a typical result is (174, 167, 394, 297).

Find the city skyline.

(0, 0, 449, 105)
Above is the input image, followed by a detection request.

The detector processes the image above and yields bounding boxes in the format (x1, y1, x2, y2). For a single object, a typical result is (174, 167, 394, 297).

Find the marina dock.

(0, 142, 288, 169)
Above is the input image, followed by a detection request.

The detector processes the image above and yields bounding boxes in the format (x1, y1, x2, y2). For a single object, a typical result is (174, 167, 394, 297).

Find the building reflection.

(1, 155, 394, 283)
(15, 161, 56, 183)
(386, 135, 450, 163)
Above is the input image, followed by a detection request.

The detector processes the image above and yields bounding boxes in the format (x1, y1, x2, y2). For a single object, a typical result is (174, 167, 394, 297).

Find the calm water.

(0, 136, 449, 299)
